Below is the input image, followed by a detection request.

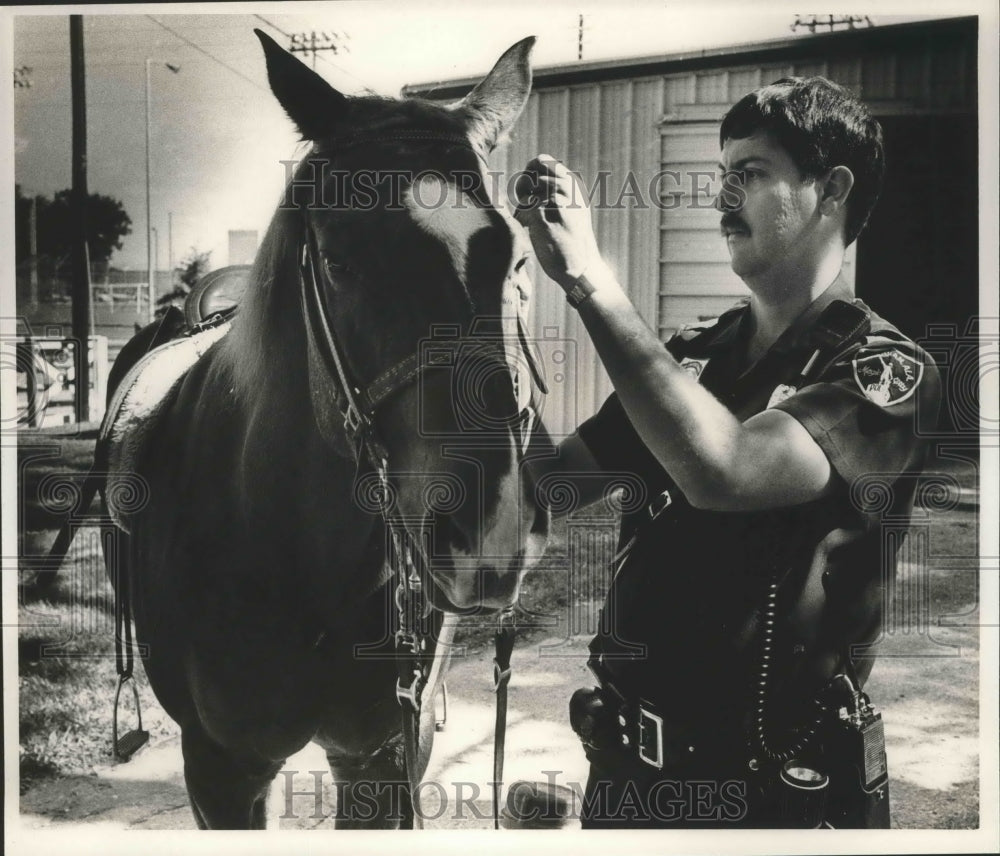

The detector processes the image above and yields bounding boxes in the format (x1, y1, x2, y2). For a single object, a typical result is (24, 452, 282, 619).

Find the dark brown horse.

(111, 32, 547, 828)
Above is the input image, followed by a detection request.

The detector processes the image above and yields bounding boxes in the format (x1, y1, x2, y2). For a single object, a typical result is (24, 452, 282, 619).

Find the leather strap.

(400, 702, 423, 830)
(492, 609, 516, 828)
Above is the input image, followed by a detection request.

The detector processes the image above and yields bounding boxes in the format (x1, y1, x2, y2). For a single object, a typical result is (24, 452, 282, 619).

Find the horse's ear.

(255, 28, 348, 140)
(458, 37, 535, 152)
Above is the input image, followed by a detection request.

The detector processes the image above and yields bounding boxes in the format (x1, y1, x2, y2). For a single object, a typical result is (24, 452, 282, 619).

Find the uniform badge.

(767, 384, 797, 408)
(852, 349, 923, 406)
(679, 357, 709, 380)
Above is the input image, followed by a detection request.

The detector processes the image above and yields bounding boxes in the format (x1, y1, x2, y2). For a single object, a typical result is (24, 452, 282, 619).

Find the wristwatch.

(565, 272, 598, 308)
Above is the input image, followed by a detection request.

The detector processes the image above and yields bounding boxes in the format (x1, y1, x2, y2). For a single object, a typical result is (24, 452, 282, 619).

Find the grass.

(17, 526, 180, 794)
(17, 433, 178, 793)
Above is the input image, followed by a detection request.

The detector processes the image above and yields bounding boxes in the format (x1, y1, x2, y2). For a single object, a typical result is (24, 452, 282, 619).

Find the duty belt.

(587, 655, 695, 771)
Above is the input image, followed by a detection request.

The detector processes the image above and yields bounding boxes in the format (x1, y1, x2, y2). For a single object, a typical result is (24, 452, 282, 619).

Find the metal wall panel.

(660, 203, 722, 232)
(793, 60, 828, 78)
(627, 78, 665, 326)
(930, 45, 970, 107)
(728, 68, 762, 101)
(493, 76, 672, 436)
(862, 54, 897, 99)
(696, 71, 729, 103)
(897, 49, 929, 101)
(760, 64, 796, 84)
(658, 120, 746, 337)
(828, 57, 863, 93)
(664, 74, 696, 108)
(532, 88, 582, 438)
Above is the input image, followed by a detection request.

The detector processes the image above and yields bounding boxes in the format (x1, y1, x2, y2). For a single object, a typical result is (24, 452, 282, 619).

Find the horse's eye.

(514, 255, 528, 273)
(322, 254, 350, 279)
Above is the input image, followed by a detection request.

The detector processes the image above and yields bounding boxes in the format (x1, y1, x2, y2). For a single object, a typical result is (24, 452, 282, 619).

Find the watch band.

(565, 273, 597, 308)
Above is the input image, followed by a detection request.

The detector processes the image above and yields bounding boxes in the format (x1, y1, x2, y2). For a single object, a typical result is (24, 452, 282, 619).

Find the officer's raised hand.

(513, 155, 613, 291)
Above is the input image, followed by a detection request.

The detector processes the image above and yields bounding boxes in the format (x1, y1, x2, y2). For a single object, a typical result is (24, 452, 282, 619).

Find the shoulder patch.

(852, 348, 923, 406)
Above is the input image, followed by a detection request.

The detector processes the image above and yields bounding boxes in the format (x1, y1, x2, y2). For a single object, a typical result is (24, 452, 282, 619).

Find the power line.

(145, 15, 268, 93)
(252, 14, 291, 39)
(252, 13, 379, 95)
(790, 14, 874, 33)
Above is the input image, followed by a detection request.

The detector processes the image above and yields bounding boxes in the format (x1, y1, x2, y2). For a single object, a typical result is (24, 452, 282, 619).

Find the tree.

(176, 248, 212, 291)
(14, 184, 132, 280)
(155, 247, 212, 319)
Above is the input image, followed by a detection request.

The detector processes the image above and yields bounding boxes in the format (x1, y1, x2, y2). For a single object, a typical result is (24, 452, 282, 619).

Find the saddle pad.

(101, 322, 231, 532)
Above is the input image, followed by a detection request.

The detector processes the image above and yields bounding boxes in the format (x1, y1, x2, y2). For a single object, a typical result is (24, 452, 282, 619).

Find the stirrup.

(112, 674, 149, 761)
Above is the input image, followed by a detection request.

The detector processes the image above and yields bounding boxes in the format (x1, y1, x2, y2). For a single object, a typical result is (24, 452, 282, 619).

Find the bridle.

(295, 140, 547, 828)
(299, 226, 542, 464)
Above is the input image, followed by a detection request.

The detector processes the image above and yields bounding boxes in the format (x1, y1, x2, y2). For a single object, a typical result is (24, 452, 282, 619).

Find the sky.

(3, 2, 976, 272)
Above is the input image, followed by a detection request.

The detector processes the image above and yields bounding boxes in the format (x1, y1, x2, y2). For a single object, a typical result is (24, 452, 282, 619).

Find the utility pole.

(791, 14, 873, 33)
(152, 226, 159, 297)
(577, 14, 584, 61)
(288, 30, 348, 70)
(145, 60, 180, 323)
(28, 195, 38, 308)
(70, 15, 90, 424)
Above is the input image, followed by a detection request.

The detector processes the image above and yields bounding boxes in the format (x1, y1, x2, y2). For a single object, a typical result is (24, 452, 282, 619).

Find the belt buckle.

(637, 703, 664, 769)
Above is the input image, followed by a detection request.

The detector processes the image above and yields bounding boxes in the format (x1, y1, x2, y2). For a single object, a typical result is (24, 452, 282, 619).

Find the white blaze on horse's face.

(405, 175, 492, 287)
(401, 174, 544, 610)
(405, 174, 533, 408)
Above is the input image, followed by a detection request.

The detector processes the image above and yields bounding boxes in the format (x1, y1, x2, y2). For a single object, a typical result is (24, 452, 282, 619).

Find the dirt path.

(17, 615, 981, 832)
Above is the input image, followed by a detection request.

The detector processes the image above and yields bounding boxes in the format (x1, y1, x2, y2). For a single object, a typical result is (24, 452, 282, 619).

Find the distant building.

(404, 16, 978, 437)
(228, 230, 259, 266)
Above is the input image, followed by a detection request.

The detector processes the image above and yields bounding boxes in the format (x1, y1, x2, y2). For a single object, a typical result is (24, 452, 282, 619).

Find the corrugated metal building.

(405, 16, 978, 437)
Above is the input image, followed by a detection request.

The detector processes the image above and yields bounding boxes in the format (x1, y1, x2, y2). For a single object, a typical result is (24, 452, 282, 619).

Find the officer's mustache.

(720, 214, 749, 236)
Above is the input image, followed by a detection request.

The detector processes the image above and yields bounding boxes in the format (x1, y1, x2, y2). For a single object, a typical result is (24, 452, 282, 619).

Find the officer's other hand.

(513, 155, 605, 290)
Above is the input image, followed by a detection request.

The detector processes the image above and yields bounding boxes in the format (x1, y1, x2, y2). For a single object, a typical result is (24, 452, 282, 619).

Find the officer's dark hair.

(720, 76, 885, 245)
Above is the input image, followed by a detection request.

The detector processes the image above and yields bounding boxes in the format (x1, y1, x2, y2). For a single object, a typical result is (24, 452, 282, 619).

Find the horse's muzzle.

(425, 551, 524, 612)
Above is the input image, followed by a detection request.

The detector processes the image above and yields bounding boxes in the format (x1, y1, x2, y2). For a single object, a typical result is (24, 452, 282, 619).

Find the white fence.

(13, 335, 109, 428)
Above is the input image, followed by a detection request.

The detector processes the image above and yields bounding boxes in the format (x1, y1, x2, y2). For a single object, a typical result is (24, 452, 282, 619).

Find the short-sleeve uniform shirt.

(577, 276, 941, 734)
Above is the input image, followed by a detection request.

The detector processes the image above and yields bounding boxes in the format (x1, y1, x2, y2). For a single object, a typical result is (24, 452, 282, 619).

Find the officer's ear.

(818, 165, 854, 217)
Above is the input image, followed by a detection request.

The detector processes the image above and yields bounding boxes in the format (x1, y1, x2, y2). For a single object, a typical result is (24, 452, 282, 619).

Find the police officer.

(516, 77, 941, 828)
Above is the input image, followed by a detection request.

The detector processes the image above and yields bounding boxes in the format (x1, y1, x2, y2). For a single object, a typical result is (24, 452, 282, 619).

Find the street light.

(151, 225, 159, 298)
(145, 58, 180, 323)
(168, 211, 175, 284)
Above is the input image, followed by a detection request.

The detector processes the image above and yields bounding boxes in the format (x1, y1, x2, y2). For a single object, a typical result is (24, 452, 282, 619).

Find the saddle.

(100, 267, 249, 532)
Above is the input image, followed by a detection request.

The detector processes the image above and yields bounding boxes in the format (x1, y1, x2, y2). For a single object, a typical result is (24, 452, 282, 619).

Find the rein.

(296, 178, 544, 827)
